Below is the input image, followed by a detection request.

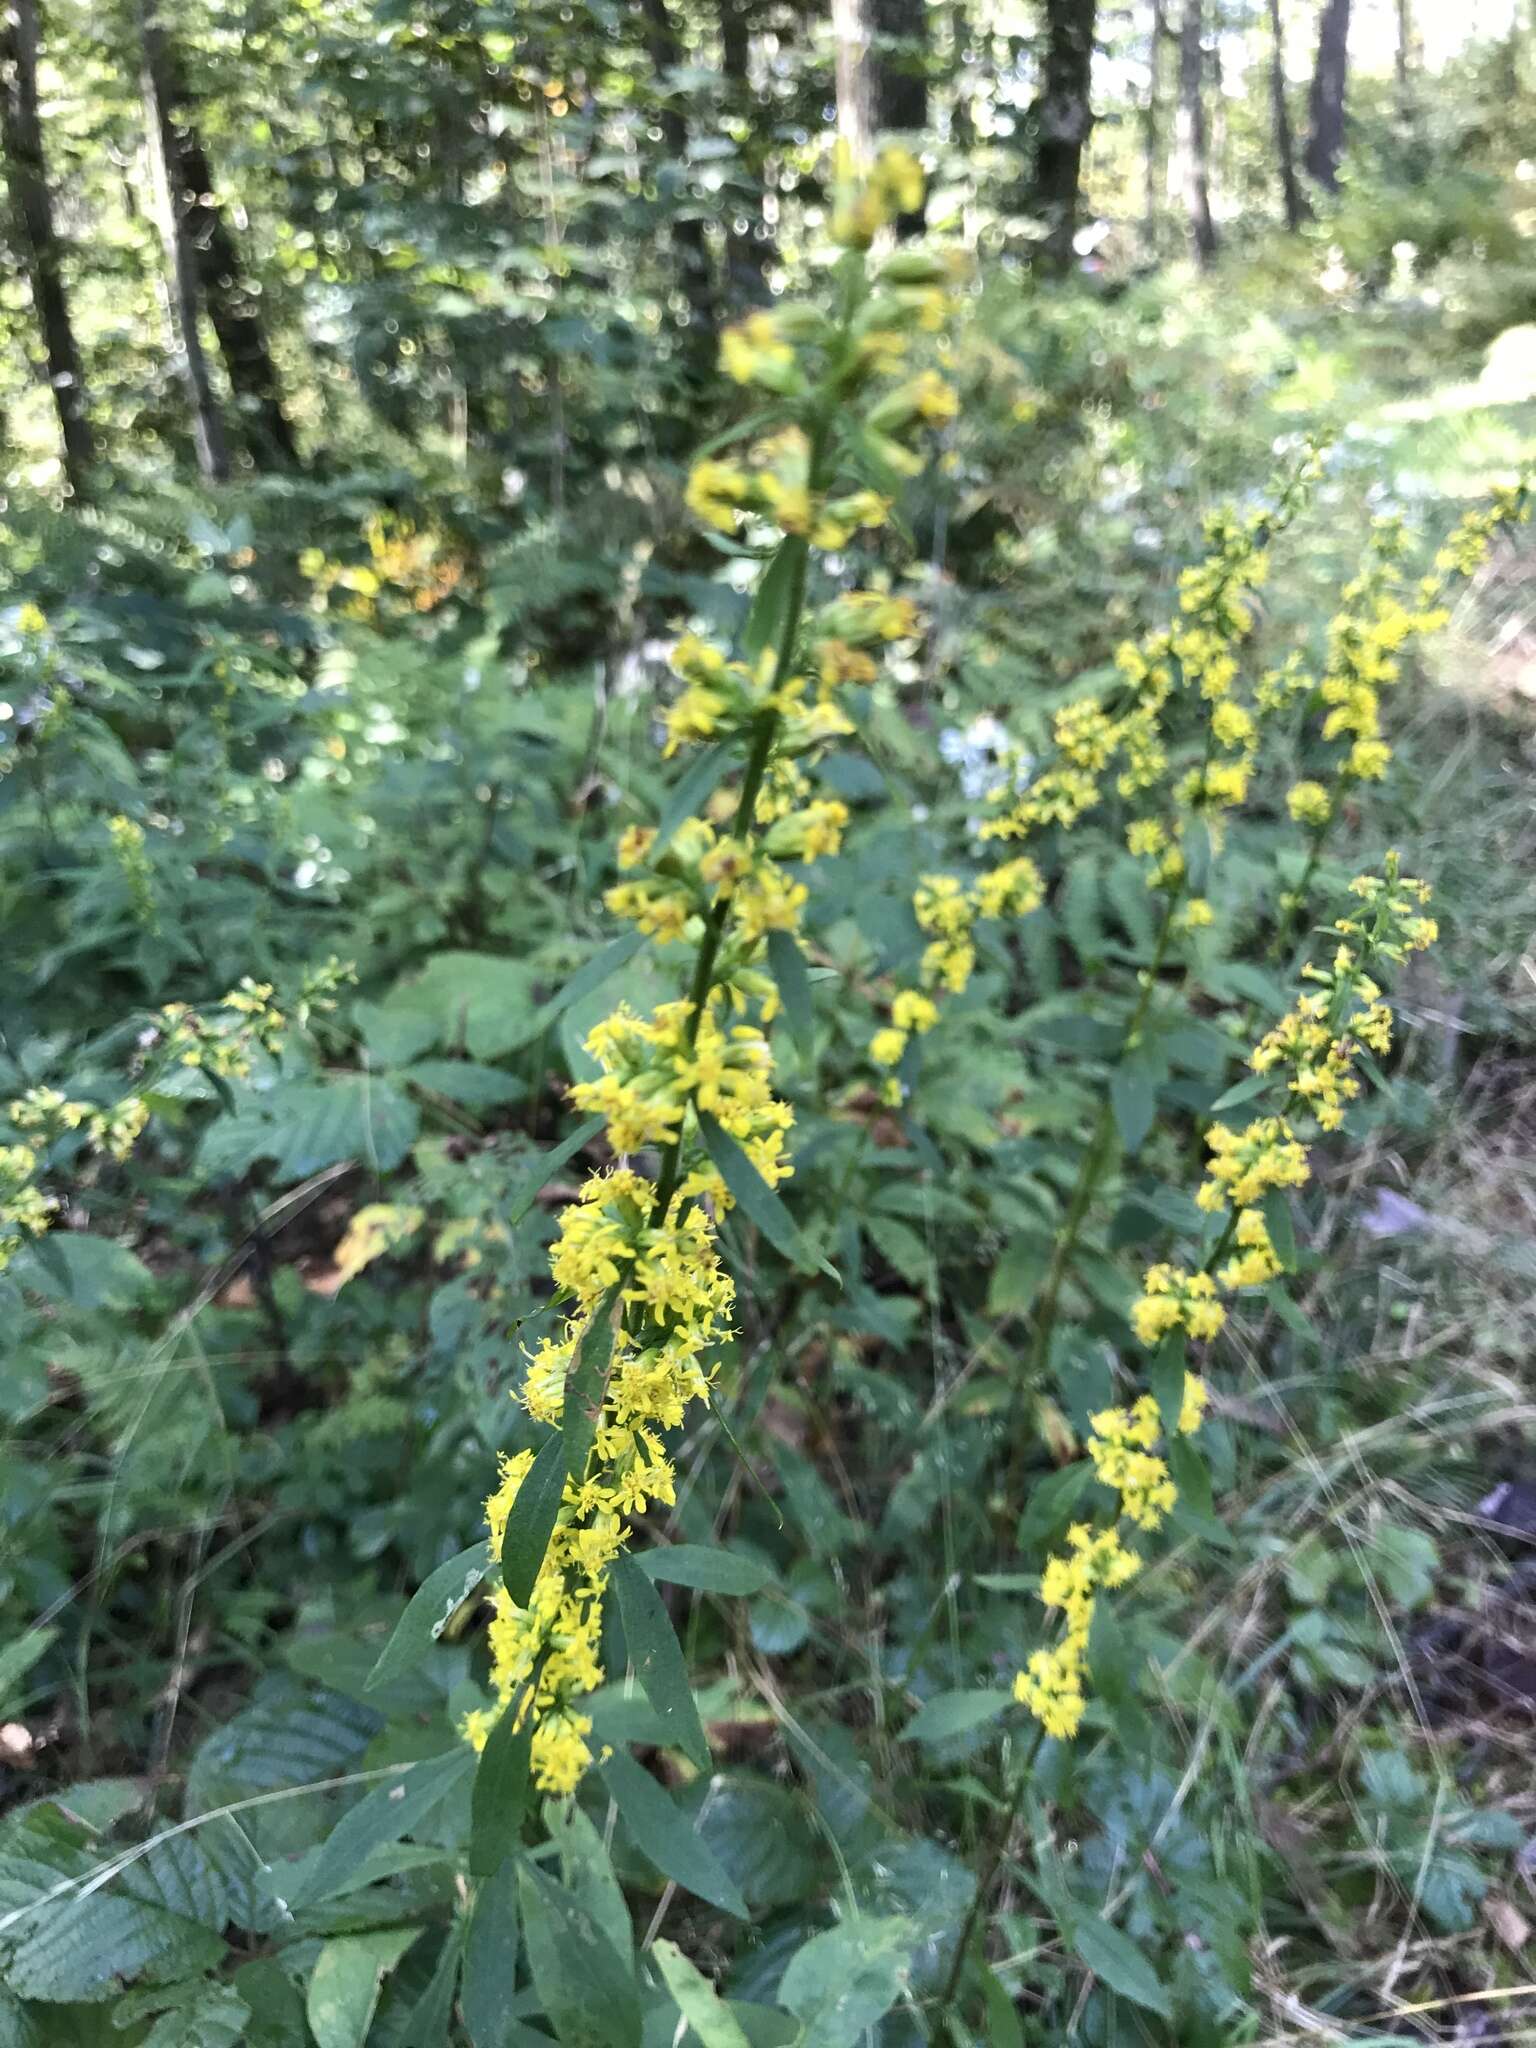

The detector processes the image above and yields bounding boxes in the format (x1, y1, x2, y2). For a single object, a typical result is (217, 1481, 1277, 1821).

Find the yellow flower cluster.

(159, 978, 287, 1079)
(465, 148, 962, 1798)
(1013, 1374, 1206, 1739)
(869, 857, 1043, 1071)
(1, 1085, 151, 1271)
(1127, 855, 1439, 1352)
(1283, 486, 1529, 852)
(108, 814, 156, 926)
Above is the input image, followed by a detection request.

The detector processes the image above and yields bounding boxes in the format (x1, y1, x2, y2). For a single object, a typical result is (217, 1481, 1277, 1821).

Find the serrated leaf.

(598, 1749, 746, 1917)
(518, 1863, 640, 2048)
(651, 1939, 752, 2048)
(609, 1555, 710, 1770)
(3, 1891, 225, 2004)
(698, 1112, 819, 1276)
(364, 1544, 489, 1692)
(903, 1689, 1012, 1745)
(636, 1545, 775, 1595)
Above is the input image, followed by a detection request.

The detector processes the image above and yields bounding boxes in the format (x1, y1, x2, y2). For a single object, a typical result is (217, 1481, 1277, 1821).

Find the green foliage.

(1, 8, 1535, 2042)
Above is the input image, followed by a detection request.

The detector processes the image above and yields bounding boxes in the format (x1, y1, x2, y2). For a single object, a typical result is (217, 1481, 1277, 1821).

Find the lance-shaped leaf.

(365, 1543, 489, 1692)
(609, 1554, 710, 1770)
(698, 1112, 822, 1276)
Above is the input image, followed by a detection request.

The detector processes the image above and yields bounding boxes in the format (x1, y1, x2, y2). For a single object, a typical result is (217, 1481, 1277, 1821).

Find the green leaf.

(0, 1625, 57, 1713)
(518, 1863, 640, 2048)
(598, 1748, 747, 1917)
(1260, 1186, 1298, 1271)
(266, 1077, 420, 1183)
(653, 742, 734, 855)
(2, 1892, 225, 2004)
(1110, 1056, 1158, 1154)
(766, 929, 814, 1062)
(741, 536, 806, 665)
(563, 1289, 620, 1483)
(500, 1432, 568, 1607)
(1209, 1071, 1271, 1116)
(1150, 1333, 1188, 1438)
(536, 933, 645, 1034)
(400, 1060, 526, 1109)
(979, 1962, 1025, 2048)
(506, 1117, 605, 1227)
(636, 1545, 775, 1596)
(1062, 1911, 1170, 2018)
(651, 1939, 753, 2048)
(398, 1923, 465, 2048)
(306, 1928, 422, 2048)
(364, 1543, 489, 1692)
(461, 1854, 521, 2048)
(19, 1234, 154, 1311)
(288, 1749, 473, 1908)
(470, 1701, 535, 1881)
(698, 1112, 820, 1276)
(609, 1554, 710, 1770)
(546, 1797, 631, 1964)
(1016, 1461, 1094, 1549)
(777, 1916, 916, 2047)
(903, 1689, 1012, 1745)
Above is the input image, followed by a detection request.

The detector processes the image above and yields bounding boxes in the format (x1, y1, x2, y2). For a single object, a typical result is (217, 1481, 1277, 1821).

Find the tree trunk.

(0, 0, 94, 496)
(138, 0, 229, 480)
(1175, 0, 1217, 264)
(638, 0, 717, 395)
(1267, 0, 1307, 228)
(872, 0, 927, 231)
(1394, 0, 1413, 88)
(139, 2, 297, 468)
(833, 0, 873, 165)
(1303, 0, 1350, 193)
(1030, 0, 1097, 274)
(1141, 0, 1166, 253)
(718, 0, 771, 297)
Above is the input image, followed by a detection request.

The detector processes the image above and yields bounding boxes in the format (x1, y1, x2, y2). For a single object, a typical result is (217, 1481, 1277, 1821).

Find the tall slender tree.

(1267, 0, 1307, 228)
(138, 0, 228, 479)
(0, 0, 94, 495)
(1141, 0, 1167, 253)
(638, 0, 718, 388)
(1175, 0, 1218, 262)
(1030, 0, 1098, 273)
(1303, 0, 1351, 192)
(717, 0, 772, 296)
(138, 1, 297, 468)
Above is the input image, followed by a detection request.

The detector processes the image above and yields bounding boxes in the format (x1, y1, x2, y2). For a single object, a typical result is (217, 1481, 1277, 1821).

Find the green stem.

(928, 1726, 1044, 2036)
(1000, 896, 1180, 1518)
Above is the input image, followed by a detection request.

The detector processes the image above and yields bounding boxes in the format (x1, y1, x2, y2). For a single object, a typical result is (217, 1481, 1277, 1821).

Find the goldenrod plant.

(461, 144, 965, 1800)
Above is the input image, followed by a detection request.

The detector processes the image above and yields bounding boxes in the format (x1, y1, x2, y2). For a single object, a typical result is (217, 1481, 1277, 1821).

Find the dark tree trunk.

(1175, 0, 1217, 263)
(639, 0, 717, 385)
(1303, 0, 1351, 192)
(718, 0, 771, 298)
(0, 0, 94, 496)
(1030, 0, 1097, 274)
(139, 3, 297, 468)
(1267, 0, 1307, 228)
(1394, 0, 1412, 88)
(872, 0, 927, 232)
(138, 0, 229, 479)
